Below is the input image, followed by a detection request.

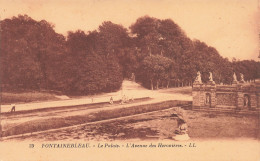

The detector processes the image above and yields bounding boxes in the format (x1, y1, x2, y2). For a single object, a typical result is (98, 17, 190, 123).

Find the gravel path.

(1, 81, 191, 113)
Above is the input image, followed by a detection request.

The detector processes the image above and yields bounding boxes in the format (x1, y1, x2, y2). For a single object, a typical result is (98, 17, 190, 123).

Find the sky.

(1, 0, 259, 60)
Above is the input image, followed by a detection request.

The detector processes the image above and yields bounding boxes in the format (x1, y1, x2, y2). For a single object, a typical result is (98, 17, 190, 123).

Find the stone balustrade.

(192, 74, 259, 110)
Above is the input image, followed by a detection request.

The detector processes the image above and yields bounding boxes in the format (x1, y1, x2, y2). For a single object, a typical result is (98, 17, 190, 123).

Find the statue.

(209, 72, 213, 81)
(170, 109, 190, 141)
(206, 93, 211, 105)
(244, 95, 249, 107)
(194, 71, 202, 83)
(233, 73, 237, 82)
(208, 72, 215, 84)
(240, 73, 245, 83)
(131, 73, 135, 82)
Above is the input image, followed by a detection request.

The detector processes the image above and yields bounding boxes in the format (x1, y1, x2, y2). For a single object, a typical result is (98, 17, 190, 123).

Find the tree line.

(0, 15, 259, 95)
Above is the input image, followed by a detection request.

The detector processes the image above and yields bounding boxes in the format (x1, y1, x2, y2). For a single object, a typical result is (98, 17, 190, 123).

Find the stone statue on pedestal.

(209, 72, 213, 81)
(233, 73, 237, 81)
(194, 71, 202, 83)
(240, 73, 245, 83)
(232, 73, 238, 84)
(208, 72, 215, 84)
(170, 108, 190, 141)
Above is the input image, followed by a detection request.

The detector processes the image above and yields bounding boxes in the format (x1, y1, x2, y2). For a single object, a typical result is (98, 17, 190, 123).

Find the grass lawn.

(1, 80, 193, 105)
(158, 87, 192, 95)
(1, 92, 59, 105)
(186, 111, 259, 139)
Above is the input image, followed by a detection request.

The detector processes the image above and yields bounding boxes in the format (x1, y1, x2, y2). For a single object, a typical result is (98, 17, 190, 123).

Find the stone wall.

(216, 93, 236, 106)
(192, 82, 259, 110)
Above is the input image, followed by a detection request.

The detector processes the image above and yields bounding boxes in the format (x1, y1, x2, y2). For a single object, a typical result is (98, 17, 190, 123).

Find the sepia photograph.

(0, 0, 259, 160)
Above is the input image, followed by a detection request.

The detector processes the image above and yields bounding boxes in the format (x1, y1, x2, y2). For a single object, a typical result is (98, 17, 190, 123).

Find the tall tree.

(139, 55, 173, 90)
(0, 15, 66, 90)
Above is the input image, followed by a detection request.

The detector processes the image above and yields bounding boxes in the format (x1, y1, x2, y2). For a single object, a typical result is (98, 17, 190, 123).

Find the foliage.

(232, 59, 260, 81)
(0, 15, 66, 90)
(1, 15, 259, 95)
(139, 55, 173, 89)
(61, 30, 123, 95)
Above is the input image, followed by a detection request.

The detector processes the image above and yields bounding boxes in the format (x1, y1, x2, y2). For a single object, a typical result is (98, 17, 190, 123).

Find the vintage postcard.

(0, 0, 259, 160)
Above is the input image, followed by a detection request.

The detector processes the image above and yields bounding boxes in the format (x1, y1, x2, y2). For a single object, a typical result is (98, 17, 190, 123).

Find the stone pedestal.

(192, 82, 217, 109)
(208, 80, 215, 85)
(236, 92, 244, 109)
(192, 82, 203, 109)
(210, 90, 216, 108)
(250, 94, 257, 109)
(207, 83, 216, 108)
(232, 81, 238, 85)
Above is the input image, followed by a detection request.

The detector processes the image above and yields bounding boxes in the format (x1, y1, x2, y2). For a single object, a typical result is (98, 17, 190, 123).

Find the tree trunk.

(156, 80, 159, 89)
(150, 80, 153, 90)
(167, 80, 170, 88)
